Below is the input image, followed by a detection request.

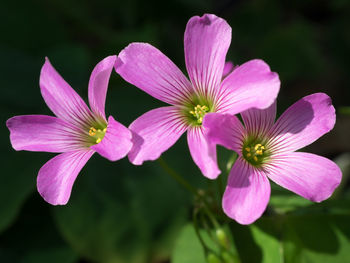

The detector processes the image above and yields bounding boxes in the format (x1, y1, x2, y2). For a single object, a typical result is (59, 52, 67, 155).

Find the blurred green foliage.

(1, 0, 350, 262)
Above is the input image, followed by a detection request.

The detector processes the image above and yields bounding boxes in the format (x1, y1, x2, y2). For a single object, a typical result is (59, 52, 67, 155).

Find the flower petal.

(40, 58, 93, 127)
(115, 43, 193, 105)
(223, 157, 270, 225)
(184, 14, 231, 97)
(187, 126, 221, 179)
(203, 113, 245, 153)
(88, 55, 116, 120)
(128, 106, 187, 165)
(222, 61, 234, 79)
(268, 93, 335, 153)
(91, 116, 132, 161)
(6, 115, 84, 152)
(37, 150, 94, 205)
(240, 100, 276, 139)
(216, 59, 280, 115)
(265, 152, 342, 202)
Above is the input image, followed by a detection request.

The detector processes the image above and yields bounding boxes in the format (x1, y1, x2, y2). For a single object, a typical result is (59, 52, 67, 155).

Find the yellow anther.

(89, 127, 97, 136)
(88, 126, 107, 144)
(254, 144, 262, 150)
(253, 156, 258, 162)
(245, 147, 250, 152)
(256, 150, 263, 155)
(247, 153, 251, 157)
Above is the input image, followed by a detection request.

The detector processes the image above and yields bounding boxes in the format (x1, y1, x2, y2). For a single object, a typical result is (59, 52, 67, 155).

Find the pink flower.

(203, 93, 342, 224)
(6, 56, 132, 205)
(115, 14, 280, 179)
(222, 61, 235, 79)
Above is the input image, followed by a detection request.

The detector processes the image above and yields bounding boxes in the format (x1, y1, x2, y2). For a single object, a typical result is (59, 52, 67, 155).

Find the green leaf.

(53, 158, 189, 263)
(172, 224, 208, 263)
(283, 214, 350, 263)
(172, 224, 239, 263)
(269, 194, 313, 213)
(250, 219, 283, 263)
(232, 201, 350, 263)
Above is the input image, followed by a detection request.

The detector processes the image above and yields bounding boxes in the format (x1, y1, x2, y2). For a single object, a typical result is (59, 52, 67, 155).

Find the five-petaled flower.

(204, 93, 342, 224)
(115, 14, 280, 179)
(6, 56, 133, 205)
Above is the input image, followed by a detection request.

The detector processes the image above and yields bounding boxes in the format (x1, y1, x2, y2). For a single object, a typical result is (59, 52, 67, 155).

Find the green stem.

(157, 157, 198, 196)
(193, 209, 210, 253)
(202, 203, 220, 229)
(339, 106, 350, 115)
(158, 157, 223, 227)
(217, 174, 224, 199)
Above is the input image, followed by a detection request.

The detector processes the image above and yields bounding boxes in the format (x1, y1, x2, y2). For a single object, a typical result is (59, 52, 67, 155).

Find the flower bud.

(207, 253, 223, 263)
(222, 251, 236, 263)
(216, 228, 229, 248)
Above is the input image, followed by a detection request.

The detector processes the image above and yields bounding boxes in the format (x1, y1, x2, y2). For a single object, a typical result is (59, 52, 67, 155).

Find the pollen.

(88, 126, 107, 144)
(89, 127, 97, 136)
(254, 144, 262, 150)
(189, 104, 209, 124)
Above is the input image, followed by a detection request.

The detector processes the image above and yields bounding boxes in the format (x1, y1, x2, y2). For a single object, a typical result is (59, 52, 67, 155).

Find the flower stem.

(157, 157, 198, 196)
(193, 209, 210, 253)
(339, 106, 350, 115)
(217, 174, 224, 198)
(202, 202, 220, 229)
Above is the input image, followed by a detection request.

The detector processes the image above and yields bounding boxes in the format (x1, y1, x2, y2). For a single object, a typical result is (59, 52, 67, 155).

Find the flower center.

(88, 126, 106, 144)
(242, 143, 267, 166)
(189, 104, 209, 124)
(180, 95, 214, 126)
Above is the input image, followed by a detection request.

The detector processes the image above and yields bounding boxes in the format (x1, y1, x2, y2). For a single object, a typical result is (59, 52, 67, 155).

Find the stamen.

(89, 127, 97, 136)
(88, 126, 107, 144)
(189, 104, 209, 124)
(243, 142, 267, 165)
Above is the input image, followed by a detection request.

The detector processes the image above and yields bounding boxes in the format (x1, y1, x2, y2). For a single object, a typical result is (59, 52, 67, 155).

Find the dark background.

(1, 0, 350, 262)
